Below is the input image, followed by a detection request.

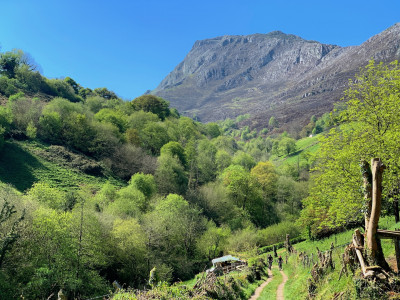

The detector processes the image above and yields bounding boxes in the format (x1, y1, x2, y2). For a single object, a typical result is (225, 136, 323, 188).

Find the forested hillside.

(0, 48, 310, 299)
(1, 47, 400, 299)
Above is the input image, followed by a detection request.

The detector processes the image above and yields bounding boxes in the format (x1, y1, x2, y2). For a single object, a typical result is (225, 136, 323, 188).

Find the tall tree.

(300, 60, 400, 237)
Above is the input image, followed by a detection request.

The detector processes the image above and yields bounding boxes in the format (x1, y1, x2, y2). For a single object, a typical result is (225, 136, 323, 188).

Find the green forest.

(1, 49, 400, 299)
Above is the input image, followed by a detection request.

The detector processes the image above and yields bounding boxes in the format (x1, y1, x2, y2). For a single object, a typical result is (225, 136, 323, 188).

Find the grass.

(241, 274, 269, 299)
(272, 216, 399, 299)
(0, 140, 125, 192)
(273, 134, 320, 169)
(258, 267, 282, 299)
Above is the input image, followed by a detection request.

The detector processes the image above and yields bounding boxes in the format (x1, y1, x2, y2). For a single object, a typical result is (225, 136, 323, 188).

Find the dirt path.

(249, 268, 273, 300)
(276, 270, 288, 300)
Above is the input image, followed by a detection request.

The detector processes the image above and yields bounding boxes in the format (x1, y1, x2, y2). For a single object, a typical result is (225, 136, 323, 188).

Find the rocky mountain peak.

(153, 24, 400, 130)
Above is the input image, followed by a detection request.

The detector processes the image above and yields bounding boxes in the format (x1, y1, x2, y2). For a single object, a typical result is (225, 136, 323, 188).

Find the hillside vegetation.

(1, 47, 400, 300)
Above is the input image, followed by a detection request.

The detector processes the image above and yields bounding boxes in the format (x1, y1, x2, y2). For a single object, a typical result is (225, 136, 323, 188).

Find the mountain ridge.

(153, 23, 400, 131)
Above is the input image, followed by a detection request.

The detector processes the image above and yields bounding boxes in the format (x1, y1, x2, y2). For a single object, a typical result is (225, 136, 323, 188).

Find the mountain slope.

(153, 23, 400, 130)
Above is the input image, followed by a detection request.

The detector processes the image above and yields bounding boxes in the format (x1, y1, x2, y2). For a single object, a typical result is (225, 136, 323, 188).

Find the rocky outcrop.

(153, 23, 400, 129)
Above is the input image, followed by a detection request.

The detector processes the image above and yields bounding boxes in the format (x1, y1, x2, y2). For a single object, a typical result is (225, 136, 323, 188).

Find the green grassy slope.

(273, 134, 320, 169)
(281, 216, 399, 299)
(0, 140, 124, 192)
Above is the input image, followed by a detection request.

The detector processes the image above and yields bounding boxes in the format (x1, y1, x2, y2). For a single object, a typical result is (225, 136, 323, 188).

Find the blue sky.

(1, 0, 399, 100)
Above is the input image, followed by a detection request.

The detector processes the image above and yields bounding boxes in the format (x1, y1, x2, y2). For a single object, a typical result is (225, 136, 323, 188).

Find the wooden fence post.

(360, 160, 372, 230)
(366, 158, 385, 262)
(395, 228, 400, 274)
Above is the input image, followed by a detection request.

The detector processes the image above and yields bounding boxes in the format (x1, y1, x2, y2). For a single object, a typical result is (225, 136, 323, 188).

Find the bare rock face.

(153, 23, 400, 129)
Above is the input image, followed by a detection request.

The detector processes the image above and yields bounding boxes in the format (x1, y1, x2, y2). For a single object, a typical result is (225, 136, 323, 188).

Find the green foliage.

(250, 161, 278, 197)
(197, 139, 217, 184)
(277, 136, 297, 156)
(155, 154, 188, 195)
(222, 165, 277, 227)
(226, 227, 259, 252)
(232, 151, 256, 170)
(300, 60, 400, 237)
(8, 95, 43, 137)
(197, 221, 231, 260)
(0, 49, 35, 78)
(257, 221, 301, 247)
(95, 108, 128, 132)
(131, 95, 170, 120)
(129, 173, 156, 199)
(46, 78, 83, 102)
(23, 207, 109, 298)
(106, 186, 147, 217)
(140, 122, 170, 155)
(27, 182, 67, 210)
(93, 87, 118, 99)
(111, 218, 147, 286)
(143, 194, 206, 280)
(276, 176, 308, 218)
(205, 122, 221, 138)
(160, 141, 187, 167)
(215, 150, 232, 173)
(268, 116, 278, 128)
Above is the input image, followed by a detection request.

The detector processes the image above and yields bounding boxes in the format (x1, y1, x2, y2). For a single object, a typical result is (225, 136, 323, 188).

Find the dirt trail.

(276, 270, 288, 300)
(249, 268, 273, 300)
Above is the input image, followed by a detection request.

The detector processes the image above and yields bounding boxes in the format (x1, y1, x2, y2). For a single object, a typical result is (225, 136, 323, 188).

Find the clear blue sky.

(1, 0, 399, 100)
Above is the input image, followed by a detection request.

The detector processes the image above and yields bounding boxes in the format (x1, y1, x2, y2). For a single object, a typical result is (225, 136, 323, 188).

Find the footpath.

(248, 267, 288, 300)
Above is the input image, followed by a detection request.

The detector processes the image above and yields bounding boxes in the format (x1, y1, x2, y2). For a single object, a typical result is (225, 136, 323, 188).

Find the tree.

(111, 218, 147, 286)
(106, 186, 147, 217)
(94, 108, 128, 132)
(278, 137, 296, 156)
(131, 95, 170, 120)
(222, 165, 256, 210)
(215, 150, 232, 173)
(155, 154, 188, 195)
(129, 173, 156, 200)
(140, 122, 169, 155)
(232, 151, 256, 171)
(205, 122, 221, 138)
(197, 139, 217, 184)
(93, 87, 118, 99)
(160, 141, 187, 167)
(0, 49, 38, 78)
(197, 222, 230, 260)
(268, 116, 278, 128)
(26, 182, 67, 210)
(64, 77, 80, 94)
(300, 60, 400, 237)
(0, 189, 25, 269)
(142, 194, 206, 280)
(250, 161, 278, 198)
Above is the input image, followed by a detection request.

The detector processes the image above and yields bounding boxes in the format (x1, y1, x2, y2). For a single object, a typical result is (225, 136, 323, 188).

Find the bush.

(257, 221, 301, 247)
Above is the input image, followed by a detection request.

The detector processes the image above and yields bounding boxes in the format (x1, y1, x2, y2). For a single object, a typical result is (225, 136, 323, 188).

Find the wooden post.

(360, 160, 372, 230)
(353, 229, 374, 278)
(285, 234, 293, 254)
(395, 228, 400, 274)
(394, 198, 400, 223)
(366, 158, 385, 262)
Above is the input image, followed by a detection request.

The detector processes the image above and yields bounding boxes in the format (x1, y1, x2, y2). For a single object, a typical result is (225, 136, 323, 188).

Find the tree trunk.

(394, 198, 399, 223)
(366, 158, 384, 259)
(366, 158, 390, 270)
(360, 160, 372, 230)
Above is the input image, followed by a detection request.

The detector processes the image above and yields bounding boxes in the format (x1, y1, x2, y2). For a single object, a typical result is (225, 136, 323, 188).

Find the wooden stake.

(395, 228, 400, 274)
(366, 158, 385, 261)
(360, 160, 372, 230)
(353, 229, 374, 278)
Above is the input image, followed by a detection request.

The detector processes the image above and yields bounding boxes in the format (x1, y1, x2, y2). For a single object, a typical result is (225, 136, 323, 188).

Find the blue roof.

(212, 255, 240, 265)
